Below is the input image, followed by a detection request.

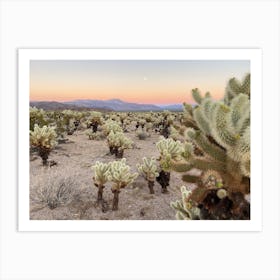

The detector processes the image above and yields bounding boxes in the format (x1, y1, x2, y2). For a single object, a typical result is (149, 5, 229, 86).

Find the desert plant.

(137, 157, 159, 194)
(92, 161, 110, 202)
(156, 137, 184, 193)
(107, 159, 138, 210)
(30, 124, 57, 165)
(88, 111, 103, 132)
(106, 131, 133, 158)
(224, 73, 250, 105)
(171, 74, 250, 219)
(30, 172, 78, 209)
(136, 130, 150, 140)
(171, 186, 201, 220)
(30, 107, 48, 131)
(86, 130, 106, 140)
(102, 120, 123, 136)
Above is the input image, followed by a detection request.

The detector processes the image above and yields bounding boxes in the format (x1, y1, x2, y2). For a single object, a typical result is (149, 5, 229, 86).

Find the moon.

(143, 77, 148, 81)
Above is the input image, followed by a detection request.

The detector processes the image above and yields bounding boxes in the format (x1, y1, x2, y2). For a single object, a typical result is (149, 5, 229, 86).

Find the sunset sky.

(30, 60, 250, 104)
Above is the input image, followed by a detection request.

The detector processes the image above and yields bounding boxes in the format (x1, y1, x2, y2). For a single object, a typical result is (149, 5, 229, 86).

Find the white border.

(18, 48, 262, 232)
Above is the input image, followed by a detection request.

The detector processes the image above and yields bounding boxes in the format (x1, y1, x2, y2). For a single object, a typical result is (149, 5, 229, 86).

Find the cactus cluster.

(107, 131, 133, 158)
(30, 124, 57, 165)
(102, 120, 123, 136)
(30, 107, 48, 131)
(92, 159, 138, 210)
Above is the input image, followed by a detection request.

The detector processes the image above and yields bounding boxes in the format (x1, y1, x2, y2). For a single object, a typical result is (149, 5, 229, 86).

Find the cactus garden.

(29, 60, 250, 220)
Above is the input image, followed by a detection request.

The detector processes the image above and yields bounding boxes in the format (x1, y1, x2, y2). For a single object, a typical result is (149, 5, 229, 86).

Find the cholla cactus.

(179, 93, 250, 193)
(224, 73, 250, 105)
(169, 126, 181, 141)
(156, 137, 184, 193)
(30, 107, 48, 131)
(88, 111, 103, 132)
(30, 124, 57, 165)
(171, 186, 200, 220)
(102, 120, 123, 136)
(156, 137, 183, 171)
(92, 161, 110, 202)
(137, 157, 159, 194)
(107, 131, 133, 158)
(107, 159, 138, 210)
(171, 74, 251, 220)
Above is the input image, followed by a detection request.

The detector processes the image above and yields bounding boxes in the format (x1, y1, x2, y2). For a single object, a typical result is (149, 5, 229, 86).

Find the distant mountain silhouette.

(30, 99, 183, 112)
(29, 101, 111, 112)
(63, 99, 183, 112)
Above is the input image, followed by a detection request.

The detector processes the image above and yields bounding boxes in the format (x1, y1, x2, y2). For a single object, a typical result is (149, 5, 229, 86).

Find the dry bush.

(30, 170, 79, 210)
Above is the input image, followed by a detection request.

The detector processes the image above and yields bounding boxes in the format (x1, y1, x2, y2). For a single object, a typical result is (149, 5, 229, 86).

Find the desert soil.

(30, 128, 199, 220)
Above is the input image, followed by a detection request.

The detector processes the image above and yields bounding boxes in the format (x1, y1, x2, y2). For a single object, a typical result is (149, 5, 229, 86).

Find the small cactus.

(107, 131, 133, 158)
(170, 186, 200, 220)
(30, 124, 57, 165)
(137, 157, 159, 194)
(107, 159, 138, 210)
(92, 161, 110, 202)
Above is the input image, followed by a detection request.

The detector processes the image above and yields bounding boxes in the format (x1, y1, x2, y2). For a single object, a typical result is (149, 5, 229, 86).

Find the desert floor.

(30, 128, 198, 220)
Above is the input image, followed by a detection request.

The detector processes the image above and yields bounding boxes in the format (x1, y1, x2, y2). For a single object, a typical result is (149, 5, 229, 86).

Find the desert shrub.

(136, 130, 150, 140)
(30, 171, 78, 210)
(86, 130, 106, 140)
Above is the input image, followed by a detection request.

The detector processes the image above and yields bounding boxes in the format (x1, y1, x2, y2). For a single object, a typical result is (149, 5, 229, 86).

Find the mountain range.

(30, 99, 183, 112)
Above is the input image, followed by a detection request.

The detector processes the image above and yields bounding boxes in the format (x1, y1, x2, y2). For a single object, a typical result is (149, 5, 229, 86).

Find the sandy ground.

(30, 128, 199, 220)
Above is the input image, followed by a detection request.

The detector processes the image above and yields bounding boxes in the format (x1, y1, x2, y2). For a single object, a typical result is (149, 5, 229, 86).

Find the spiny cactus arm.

(192, 88, 203, 104)
(241, 73, 250, 97)
(183, 103, 193, 116)
(182, 174, 199, 184)
(171, 162, 194, 173)
(185, 129, 226, 163)
(191, 157, 226, 174)
(224, 73, 250, 105)
(193, 107, 211, 135)
(212, 104, 238, 149)
(229, 94, 250, 130)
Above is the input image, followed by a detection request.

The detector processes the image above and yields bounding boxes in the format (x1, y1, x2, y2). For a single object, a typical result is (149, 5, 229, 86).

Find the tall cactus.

(137, 157, 159, 194)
